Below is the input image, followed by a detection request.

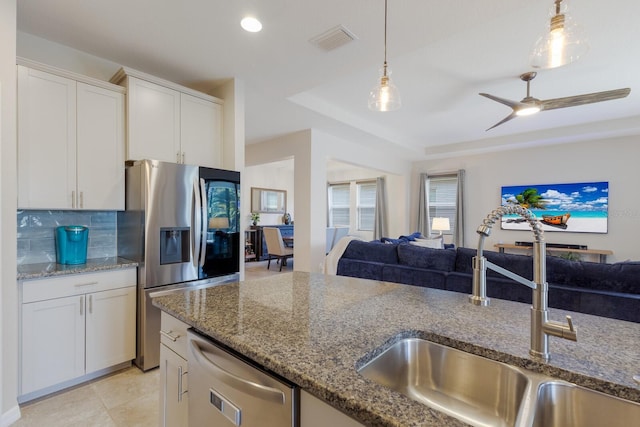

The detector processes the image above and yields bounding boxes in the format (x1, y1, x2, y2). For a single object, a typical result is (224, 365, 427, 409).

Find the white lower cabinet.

(300, 390, 365, 427)
(85, 286, 136, 372)
(159, 312, 189, 427)
(20, 269, 136, 399)
(21, 294, 86, 394)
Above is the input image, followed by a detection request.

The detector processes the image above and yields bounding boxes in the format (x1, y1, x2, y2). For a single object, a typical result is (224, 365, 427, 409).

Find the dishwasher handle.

(189, 340, 286, 405)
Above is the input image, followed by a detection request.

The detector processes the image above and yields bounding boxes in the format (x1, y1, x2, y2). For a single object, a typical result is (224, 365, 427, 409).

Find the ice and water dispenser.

(55, 225, 89, 265)
(159, 227, 190, 264)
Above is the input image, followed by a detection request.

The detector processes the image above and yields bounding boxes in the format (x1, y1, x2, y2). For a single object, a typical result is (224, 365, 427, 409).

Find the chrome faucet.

(469, 205, 577, 361)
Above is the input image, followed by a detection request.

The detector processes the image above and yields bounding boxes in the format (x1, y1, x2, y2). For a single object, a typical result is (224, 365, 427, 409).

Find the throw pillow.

(410, 236, 444, 249)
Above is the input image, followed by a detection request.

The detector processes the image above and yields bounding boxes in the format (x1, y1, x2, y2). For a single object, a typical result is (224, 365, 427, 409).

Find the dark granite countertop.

(152, 272, 640, 427)
(17, 257, 138, 281)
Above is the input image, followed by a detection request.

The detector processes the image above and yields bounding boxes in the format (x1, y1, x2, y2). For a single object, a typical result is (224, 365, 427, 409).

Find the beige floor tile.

(15, 367, 159, 427)
(92, 368, 159, 410)
(244, 260, 291, 279)
(15, 384, 115, 427)
(108, 391, 159, 427)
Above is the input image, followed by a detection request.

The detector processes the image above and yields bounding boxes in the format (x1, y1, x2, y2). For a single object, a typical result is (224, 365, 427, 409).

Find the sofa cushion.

(410, 236, 444, 249)
(445, 272, 532, 304)
(454, 247, 533, 280)
(397, 244, 457, 272)
(547, 257, 640, 294)
(341, 240, 399, 264)
(382, 265, 447, 289)
(336, 259, 385, 281)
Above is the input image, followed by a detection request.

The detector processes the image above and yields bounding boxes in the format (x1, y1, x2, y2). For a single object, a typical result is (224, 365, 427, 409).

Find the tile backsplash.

(17, 210, 117, 265)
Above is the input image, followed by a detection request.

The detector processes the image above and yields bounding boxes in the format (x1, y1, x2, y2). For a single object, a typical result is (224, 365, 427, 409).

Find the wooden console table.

(494, 243, 613, 263)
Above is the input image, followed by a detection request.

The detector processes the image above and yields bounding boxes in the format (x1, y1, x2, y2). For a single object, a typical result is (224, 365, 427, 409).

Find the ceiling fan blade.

(486, 112, 518, 131)
(541, 88, 631, 111)
(479, 93, 520, 109)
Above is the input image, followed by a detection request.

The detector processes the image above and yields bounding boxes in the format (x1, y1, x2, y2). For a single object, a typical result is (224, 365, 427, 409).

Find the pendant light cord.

(383, 0, 389, 75)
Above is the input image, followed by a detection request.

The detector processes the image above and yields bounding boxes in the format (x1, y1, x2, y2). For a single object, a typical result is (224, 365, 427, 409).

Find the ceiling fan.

(479, 72, 631, 131)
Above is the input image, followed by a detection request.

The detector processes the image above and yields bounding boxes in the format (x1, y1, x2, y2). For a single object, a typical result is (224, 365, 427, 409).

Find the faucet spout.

(469, 205, 577, 361)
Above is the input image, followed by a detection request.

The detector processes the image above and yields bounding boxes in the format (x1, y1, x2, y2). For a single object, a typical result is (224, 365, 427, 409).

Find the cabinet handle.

(160, 330, 180, 342)
(74, 281, 98, 288)
(181, 152, 185, 164)
(178, 365, 187, 402)
(89, 295, 93, 314)
(72, 191, 76, 209)
(80, 295, 84, 315)
(80, 191, 84, 208)
(176, 151, 181, 163)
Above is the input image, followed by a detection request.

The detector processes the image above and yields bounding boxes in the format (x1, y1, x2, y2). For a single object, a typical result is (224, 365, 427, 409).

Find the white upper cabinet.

(17, 62, 125, 210)
(17, 66, 77, 209)
(180, 92, 223, 167)
(76, 82, 125, 210)
(126, 76, 181, 163)
(111, 67, 223, 168)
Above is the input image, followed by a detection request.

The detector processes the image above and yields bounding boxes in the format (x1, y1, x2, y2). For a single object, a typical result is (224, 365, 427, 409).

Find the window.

(427, 175, 458, 235)
(328, 184, 350, 227)
(357, 182, 376, 231)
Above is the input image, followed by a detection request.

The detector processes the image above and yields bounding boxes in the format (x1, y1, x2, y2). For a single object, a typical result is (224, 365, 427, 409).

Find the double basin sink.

(357, 338, 639, 427)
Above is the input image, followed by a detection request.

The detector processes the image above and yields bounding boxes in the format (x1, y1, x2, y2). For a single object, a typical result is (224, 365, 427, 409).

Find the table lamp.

(209, 217, 229, 230)
(431, 217, 450, 236)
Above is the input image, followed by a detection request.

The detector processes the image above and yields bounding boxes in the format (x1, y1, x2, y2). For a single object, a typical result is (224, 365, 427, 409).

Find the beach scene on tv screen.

(501, 181, 608, 233)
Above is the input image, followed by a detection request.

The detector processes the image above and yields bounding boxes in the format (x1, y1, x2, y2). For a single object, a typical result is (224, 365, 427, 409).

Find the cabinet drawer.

(160, 312, 189, 359)
(22, 268, 136, 303)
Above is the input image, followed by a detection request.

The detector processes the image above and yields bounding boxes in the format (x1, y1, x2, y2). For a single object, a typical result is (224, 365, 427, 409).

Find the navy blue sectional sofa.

(336, 240, 640, 323)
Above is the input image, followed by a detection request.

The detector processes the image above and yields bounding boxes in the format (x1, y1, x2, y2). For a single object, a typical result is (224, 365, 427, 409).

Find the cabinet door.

(21, 295, 85, 394)
(300, 390, 364, 427)
(76, 82, 125, 210)
(127, 76, 180, 162)
(180, 93, 222, 168)
(85, 286, 136, 373)
(17, 65, 77, 209)
(159, 344, 189, 427)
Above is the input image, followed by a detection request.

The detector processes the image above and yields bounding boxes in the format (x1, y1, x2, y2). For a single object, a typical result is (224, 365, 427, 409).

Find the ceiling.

(17, 0, 640, 161)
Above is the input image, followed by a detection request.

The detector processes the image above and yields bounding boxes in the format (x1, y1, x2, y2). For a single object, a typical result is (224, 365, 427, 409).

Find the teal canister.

(55, 225, 89, 265)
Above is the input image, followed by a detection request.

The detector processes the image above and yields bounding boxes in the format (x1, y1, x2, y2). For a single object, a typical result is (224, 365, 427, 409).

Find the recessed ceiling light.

(241, 17, 262, 33)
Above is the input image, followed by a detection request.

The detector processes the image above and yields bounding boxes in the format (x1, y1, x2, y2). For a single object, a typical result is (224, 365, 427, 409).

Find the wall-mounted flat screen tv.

(500, 181, 608, 233)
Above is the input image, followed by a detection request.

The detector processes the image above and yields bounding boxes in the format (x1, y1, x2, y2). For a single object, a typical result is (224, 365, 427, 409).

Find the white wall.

(245, 160, 295, 226)
(1, 0, 19, 424)
(412, 135, 640, 263)
(246, 130, 412, 272)
(18, 32, 122, 80)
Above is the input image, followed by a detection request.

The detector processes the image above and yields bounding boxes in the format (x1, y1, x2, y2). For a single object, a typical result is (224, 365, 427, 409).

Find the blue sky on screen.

(501, 182, 609, 213)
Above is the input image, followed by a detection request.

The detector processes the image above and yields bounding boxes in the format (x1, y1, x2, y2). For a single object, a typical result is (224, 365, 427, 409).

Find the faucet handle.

(566, 315, 575, 332)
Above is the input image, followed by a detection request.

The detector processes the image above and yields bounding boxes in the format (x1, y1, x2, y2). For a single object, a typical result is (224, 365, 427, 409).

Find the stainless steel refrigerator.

(118, 159, 241, 371)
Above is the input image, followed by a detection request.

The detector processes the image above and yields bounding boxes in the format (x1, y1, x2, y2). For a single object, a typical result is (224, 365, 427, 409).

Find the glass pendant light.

(530, 0, 588, 69)
(368, 0, 401, 111)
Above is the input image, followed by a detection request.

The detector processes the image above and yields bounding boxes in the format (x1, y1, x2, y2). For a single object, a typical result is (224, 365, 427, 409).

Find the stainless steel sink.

(358, 337, 640, 427)
(357, 338, 530, 427)
(533, 381, 640, 427)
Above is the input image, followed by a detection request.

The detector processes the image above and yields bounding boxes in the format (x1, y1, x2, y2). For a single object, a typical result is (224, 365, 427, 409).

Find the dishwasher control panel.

(210, 388, 241, 426)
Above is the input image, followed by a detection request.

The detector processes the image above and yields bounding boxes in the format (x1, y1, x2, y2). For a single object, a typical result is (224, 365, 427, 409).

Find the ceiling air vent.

(309, 25, 357, 52)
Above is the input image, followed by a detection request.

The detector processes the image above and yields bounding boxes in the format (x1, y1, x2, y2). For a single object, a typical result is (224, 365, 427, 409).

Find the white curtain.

(373, 177, 388, 240)
(454, 169, 465, 248)
(417, 172, 429, 236)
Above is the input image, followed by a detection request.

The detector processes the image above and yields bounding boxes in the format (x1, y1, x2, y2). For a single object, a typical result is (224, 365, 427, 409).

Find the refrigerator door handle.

(192, 178, 203, 267)
(198, 178, 207, 267)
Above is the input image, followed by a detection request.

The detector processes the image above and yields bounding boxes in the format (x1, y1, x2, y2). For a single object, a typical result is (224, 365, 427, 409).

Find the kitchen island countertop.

(152, 271, 640, 426)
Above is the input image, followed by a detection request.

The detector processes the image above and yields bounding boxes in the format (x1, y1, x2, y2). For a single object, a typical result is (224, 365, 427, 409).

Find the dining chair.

(263, 227, 294, 271)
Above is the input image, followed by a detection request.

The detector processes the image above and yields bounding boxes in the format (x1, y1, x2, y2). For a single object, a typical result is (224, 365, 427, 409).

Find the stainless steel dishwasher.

(187, 330, 298, 426)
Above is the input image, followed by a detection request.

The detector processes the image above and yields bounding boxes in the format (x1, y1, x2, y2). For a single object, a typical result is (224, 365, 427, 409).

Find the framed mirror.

(251, 187, 287, 214)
